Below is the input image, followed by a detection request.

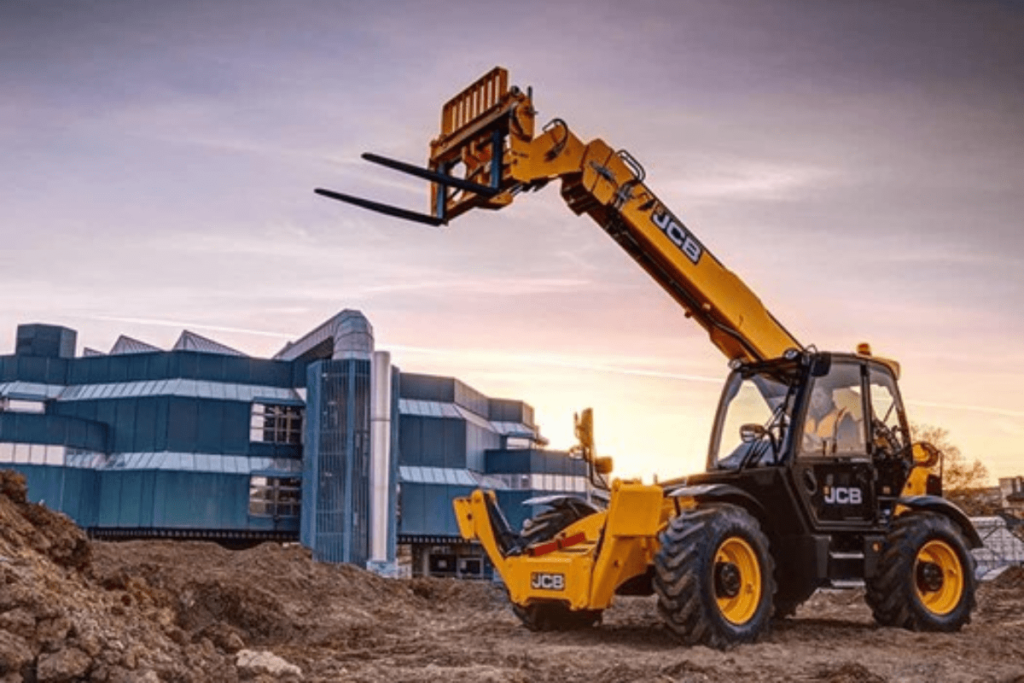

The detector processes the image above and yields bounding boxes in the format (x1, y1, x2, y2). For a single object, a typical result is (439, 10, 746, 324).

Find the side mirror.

(740, 424, 766, 443)
(594, 456, 614, 476)
(912, 442, 941, 468)
(809, 353, 832, 377)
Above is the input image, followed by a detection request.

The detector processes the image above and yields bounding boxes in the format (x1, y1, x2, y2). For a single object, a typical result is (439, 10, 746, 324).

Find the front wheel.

(866, 512, 976, 631)
(654, 504, 775, 649)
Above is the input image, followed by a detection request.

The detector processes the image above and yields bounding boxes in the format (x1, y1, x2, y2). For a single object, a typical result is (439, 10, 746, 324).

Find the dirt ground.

(2, 469, 1023, 682)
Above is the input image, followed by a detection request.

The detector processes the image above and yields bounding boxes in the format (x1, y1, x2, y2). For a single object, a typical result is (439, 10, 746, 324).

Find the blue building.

(0, 310, 591, 577)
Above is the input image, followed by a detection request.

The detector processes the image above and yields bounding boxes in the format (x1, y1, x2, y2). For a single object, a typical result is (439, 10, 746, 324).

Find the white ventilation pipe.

(369, 350, 392, 564)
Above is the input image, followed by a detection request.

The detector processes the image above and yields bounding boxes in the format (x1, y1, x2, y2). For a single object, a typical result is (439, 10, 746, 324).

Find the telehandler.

(317, 67, 981, 648)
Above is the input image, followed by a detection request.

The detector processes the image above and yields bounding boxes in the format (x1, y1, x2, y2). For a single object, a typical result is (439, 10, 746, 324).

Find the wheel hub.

(715, 561, 742, 598)
(917, 560, 944, 593)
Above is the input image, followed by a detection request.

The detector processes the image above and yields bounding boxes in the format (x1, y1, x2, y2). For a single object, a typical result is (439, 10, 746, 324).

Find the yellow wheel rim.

(914, 539, 964, 616)
(714, 537, 762, 625)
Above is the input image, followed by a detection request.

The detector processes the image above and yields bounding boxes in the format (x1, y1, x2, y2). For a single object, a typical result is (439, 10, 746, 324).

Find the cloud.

(662, 159, 835, 204)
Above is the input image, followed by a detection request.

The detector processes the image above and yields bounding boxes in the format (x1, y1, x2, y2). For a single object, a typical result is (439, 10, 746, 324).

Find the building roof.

(109, 335, 162, 355)
(172, 330, 246, 357)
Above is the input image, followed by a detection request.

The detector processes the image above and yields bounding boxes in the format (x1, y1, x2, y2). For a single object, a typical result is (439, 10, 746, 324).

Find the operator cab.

(708, 351, 913, 528)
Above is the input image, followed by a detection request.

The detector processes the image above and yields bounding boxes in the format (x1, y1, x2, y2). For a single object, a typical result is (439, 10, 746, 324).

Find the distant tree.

(910, 423, 990, 491)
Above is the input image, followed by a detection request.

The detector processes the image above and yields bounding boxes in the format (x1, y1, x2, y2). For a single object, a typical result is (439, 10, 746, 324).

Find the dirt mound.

(3, 467, 1024, 682)
(987, 564, 1024, 591)
(0, 470, 90, 571)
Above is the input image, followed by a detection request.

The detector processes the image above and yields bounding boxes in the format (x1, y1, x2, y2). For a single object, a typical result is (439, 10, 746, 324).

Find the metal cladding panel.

(397, 373, 455, 403)
(96, 472, 123, 527)
(0, 414, 108, 452)
(133, 399, 159, 452)
(12, 464, 99, 525)
(487, 399, 535, 427)
(452, 380, 489, 417)
(302, 359, 372, 565)
(113, 400, 136, 453)
(484, 449, 531, 474)
(398, 482, 427, 535)
(16, 325, 77, 360)
(444, 420, 467, 469)
(531, 449, 584, 475)
(12, 355, 60, 385)
(496, 490, 537, 532)
(117, 471, 144, 527)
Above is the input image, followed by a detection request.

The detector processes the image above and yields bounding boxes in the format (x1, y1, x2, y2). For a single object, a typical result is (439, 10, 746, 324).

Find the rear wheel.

(512, 602, 602, 631)
(654, 504, 775, 648)
(866, 512, 976, 631)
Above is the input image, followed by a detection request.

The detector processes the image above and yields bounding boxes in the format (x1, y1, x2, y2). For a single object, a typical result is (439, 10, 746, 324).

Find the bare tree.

(910, 423, 989, 491)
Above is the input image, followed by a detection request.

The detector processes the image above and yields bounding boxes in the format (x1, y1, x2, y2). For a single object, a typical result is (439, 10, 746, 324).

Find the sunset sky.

(2, 1, 1022, 482)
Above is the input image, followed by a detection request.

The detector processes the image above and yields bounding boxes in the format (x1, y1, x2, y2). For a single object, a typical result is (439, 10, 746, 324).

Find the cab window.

(868, 366, 908, 456)
(800, 361, 867, 458)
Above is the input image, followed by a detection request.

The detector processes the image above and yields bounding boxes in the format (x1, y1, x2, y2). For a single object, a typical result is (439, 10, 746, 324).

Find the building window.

(0, 443, 67, 466)
(248, 476, 301, 518)
(0, 398, 45, 414)
(250, 403, 303, 444)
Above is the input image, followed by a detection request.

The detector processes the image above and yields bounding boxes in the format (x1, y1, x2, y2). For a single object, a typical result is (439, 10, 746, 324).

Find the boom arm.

(318, 67, 802, 363)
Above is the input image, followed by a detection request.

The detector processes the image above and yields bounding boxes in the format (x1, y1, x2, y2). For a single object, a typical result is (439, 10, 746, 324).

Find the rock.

(0, 630, 33, 675)
(0, 472, 27, 505)
(36, 646, 91, 682)
(235, 650, 302, 681)
(198, 623, 246, 653)
(0, 608, 36, 637)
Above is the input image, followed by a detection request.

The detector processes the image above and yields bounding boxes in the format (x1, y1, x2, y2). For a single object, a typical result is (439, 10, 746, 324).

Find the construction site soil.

(1, 469, 1022, 683)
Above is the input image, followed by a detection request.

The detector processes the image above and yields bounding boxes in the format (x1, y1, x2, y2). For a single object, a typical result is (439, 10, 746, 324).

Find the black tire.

(520, 499, 596, 546)
(512, 602, 602, 631)
(866, 512, 976, 631)
(654, 504, 776, 649)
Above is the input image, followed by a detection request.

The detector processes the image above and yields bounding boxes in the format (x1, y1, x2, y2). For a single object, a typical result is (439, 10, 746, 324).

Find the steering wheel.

(872, 418, 902, 457)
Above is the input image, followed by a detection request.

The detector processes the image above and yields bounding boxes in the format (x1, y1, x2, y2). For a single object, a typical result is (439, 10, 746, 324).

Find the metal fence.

(971, 515, 1024, 578)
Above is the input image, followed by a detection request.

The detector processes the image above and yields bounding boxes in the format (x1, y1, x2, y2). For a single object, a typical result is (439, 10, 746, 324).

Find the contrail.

(904, 399, 1024, 420)
(86, 315, 294, 340)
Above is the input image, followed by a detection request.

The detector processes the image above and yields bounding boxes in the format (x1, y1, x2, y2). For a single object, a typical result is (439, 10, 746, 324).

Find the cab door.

(790, 360, 876, 528)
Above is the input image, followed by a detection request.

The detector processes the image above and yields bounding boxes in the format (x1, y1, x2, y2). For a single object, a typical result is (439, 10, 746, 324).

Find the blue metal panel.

(444, 419, 466, 469)
(134, 398, 158, 452)
(484, 449, 531, 474)
(399, 483, 427, 535)
(222, 401, 251, 455)
(151, 468, 169, 527)
(399, 374, 455, 403)
(107, 356, 130, 383)
(398, 416, 422, 466)
(419, 417, 445, 467)
(195, 353, 226, 381)
(139, 471, 155, 527)
(113, 399, 137, 452)
(96, 472, 122, 527)
(196, 400, 223, 453)
(153, 397, 169, 451)
(166, 398, 197, 451)
(117, 471, 144, 527)
(177, 352, 199, 379)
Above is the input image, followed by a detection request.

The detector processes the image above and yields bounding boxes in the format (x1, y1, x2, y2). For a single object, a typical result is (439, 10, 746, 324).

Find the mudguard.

(897, 495, 983, 548)
(668, 483, 767, 523)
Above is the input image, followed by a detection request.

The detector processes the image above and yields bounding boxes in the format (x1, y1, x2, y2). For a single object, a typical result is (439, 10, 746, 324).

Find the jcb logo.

(824, 487, 863, 505)
(652, 209, 703, 265)
(530, 573, 565, 591)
